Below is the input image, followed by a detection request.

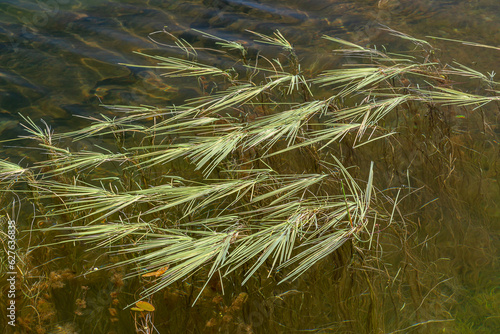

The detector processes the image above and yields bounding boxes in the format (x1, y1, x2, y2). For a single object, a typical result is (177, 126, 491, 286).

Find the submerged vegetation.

(1, 27, 499, 333)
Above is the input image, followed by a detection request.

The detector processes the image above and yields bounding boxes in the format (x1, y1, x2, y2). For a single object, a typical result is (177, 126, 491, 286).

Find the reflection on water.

(0, 0, 499, 333)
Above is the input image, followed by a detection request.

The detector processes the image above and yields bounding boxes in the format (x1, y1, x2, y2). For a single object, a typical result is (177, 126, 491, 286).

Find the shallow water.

(0, 0, 498, 128)
(0, 1, 499, 333)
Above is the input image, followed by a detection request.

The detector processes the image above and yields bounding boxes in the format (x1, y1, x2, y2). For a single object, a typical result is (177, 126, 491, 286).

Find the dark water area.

(0, 0, 498, 131)
(0, 1, 499, 333)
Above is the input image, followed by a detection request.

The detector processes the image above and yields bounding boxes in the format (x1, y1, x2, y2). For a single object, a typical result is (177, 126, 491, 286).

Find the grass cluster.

(1, 28, 498, 333)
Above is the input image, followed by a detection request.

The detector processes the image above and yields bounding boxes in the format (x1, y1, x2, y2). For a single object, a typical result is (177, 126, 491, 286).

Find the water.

(1, 1, 498, 129)
(0, 1, 499, 333)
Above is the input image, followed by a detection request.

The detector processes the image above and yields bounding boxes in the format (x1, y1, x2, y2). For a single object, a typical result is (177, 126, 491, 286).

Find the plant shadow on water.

(1, 25, 499, 333)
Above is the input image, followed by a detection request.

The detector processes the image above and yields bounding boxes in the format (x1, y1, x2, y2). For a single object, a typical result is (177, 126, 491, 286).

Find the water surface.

(0, 1, 499, 333)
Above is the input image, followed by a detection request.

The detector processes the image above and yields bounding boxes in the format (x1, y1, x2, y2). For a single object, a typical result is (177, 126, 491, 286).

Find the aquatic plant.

(1, 28, 498, 333)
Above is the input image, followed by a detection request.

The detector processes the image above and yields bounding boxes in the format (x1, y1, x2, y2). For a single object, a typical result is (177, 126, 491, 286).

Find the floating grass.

(3, 27, 499, 334)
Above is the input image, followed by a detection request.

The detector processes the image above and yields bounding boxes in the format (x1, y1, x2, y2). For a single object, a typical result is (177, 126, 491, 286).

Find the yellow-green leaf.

(131, 307, 145, 312)
(135, 301, 155, 312)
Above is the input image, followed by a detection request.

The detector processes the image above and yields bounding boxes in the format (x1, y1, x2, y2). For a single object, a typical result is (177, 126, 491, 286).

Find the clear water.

(1, 0, 498, 130)
(0, 1, 499, 333)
